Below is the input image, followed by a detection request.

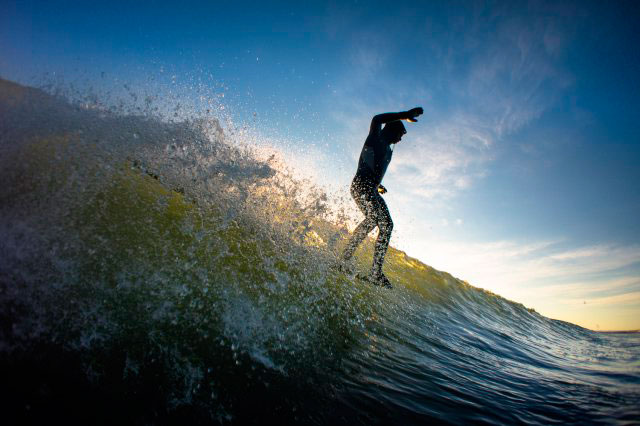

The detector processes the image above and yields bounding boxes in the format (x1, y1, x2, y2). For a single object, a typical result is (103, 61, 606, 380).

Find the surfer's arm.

(369, 108, 424, 134)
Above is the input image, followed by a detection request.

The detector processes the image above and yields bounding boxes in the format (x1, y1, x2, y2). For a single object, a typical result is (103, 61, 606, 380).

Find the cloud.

(465, 19, 574, 138)
(348, 43, 388, 81)
(542, 244, 640, 277)
(566, 291, 640, 308)
(393, 9, 575, 202)
(388, 112, 494, 200)
(327, 6, 577, 207)
(535, 276, 640, 302)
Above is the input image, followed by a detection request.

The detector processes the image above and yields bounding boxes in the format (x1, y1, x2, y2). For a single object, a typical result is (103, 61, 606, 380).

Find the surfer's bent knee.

(379, 217, 393, 236)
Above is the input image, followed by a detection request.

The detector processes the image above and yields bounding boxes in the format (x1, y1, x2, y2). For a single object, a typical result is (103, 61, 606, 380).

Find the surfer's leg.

(371, 194, 393, 277)
(342, 216, 376, 261)
(341, 182, 378, 262)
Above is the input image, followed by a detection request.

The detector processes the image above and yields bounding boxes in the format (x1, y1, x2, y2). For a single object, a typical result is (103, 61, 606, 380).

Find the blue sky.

(2, 0, 639, 330)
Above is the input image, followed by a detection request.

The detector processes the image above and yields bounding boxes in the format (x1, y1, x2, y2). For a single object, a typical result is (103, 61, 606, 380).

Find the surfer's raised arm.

(369, 107, 424, 134)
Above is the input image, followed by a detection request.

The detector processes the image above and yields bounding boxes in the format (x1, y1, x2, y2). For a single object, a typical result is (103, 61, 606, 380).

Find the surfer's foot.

(370, 272, 393, 289)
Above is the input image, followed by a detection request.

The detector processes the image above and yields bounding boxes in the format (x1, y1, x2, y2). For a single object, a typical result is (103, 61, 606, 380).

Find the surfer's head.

(382, 120, 407, 144)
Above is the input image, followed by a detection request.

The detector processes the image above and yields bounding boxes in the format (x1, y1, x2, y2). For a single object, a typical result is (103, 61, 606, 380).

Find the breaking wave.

(1, 78, 638, 424)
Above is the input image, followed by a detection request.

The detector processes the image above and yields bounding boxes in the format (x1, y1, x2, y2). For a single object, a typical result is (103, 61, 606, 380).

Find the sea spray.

(0, 77, 384, 421)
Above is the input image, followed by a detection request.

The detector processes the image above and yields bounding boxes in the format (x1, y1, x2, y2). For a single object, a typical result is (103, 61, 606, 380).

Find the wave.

(1, 78, 638, 424)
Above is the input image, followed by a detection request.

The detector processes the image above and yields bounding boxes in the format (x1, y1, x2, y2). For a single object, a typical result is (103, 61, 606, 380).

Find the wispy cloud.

(536, 276, 640, 302)
(329, 6, 576, 205)
(464, 14, 574, 138)
(388, 112, 494, 200)
(565, 291, 640, 308)
(348, 42, 388, 82)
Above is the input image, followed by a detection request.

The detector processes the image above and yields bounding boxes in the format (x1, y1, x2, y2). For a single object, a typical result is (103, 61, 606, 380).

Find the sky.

(2, 0, 639, 330)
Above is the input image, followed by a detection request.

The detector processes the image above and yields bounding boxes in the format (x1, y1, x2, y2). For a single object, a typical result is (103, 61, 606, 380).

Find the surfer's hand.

(377, 184, 387, 194)
(406, 107, 424, 122)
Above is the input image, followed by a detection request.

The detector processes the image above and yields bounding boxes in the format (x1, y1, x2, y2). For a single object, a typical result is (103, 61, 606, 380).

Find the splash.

(0, 76, 387, 418)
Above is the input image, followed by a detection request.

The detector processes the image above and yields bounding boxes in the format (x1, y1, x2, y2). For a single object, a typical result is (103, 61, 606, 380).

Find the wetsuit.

(342, 120, 394, 277)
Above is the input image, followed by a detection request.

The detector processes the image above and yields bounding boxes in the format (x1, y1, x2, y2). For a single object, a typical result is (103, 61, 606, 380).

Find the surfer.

(340, 107, 424, 288)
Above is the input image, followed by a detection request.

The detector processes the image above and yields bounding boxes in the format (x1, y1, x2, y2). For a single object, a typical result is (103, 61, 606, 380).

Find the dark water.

(1, 78, 638, 425)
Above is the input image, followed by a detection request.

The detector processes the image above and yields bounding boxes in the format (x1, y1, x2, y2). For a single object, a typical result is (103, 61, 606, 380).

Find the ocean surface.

(1, 78, 638, 425)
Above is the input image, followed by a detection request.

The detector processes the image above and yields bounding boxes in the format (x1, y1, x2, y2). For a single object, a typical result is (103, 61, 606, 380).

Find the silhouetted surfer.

(340, 107, 424, 288)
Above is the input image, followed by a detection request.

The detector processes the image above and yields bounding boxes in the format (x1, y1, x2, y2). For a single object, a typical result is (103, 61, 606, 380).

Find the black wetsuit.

(342, 121, 394, 276)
